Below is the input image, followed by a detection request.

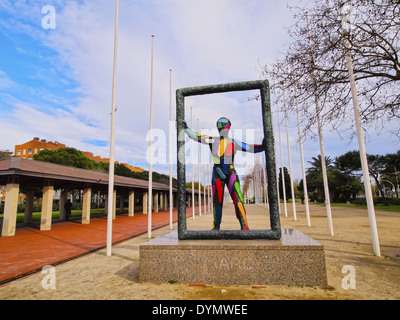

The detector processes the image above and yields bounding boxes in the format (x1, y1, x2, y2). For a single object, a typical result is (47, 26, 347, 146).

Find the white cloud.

(2, 0, 397, 184)
(161, 0, 292, 84)
(0, 70, 14, 89)
(24, 0, 292, 169)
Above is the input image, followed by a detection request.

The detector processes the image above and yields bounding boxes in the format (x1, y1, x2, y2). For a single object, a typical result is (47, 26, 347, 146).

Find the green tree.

(33, 148, 96, 169)
(114, 163, 133, 177)
(365, 155, 387, 198)
(379, 151, 400, 197)
(332, 170, 363, 202)
(32, 147, 177, 184)
(278, 167, 292, 200)
(332, 150, 400, 199)
(306, 155, 335, 202)
(335, 150, 400, 198)
(185, 181, 205, 191)
(0, 150, 12, 160)
(334, 151, 364, 201)
(335, 151, 362, 174)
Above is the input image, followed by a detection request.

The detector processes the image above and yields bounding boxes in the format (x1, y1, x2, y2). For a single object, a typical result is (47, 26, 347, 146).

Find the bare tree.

(263, 0, 400, 139)
(242, 160, 268, 202)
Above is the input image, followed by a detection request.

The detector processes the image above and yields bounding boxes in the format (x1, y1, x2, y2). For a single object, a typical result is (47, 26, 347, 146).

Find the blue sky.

(0, 0, 398, 184)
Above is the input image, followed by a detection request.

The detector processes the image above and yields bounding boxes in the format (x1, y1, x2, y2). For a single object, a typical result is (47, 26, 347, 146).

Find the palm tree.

(306, 155, 334, 202)
(307, 155, 334, 175)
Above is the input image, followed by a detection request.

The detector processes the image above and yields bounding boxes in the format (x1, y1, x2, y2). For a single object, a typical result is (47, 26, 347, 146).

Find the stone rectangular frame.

(176, 80, 281, 240)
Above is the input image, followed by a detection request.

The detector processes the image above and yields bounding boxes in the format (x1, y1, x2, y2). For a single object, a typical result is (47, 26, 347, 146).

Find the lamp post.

(380, 180, 395, 197)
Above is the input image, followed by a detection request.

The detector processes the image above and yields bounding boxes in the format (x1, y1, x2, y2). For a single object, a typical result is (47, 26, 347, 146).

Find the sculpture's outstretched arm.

(233, 138, 266, 154)
(181, 120, 215, 145)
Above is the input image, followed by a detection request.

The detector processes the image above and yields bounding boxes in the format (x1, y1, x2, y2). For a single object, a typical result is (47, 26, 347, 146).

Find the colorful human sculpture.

(183, 117, 265, 230)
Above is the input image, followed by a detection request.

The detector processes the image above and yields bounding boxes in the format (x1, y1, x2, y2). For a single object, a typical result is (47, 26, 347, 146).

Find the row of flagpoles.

(274, 7, 379, 256)
(106, 0, 212, 254)
(106, 0, 380, 257)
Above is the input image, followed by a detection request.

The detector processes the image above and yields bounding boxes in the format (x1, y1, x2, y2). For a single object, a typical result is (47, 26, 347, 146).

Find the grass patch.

(373, 204, 400, 212)
(314, 202, 400, 212)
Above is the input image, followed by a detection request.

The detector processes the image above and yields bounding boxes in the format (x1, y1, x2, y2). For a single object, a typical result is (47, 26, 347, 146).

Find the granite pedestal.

(139, 229, 328, 286)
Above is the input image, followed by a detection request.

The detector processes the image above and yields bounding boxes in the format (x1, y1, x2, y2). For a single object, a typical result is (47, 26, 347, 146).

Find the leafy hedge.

(351, 197, 400, 206)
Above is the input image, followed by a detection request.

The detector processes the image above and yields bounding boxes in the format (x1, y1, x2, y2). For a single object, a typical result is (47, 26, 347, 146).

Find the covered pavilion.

(0, 158, 199, 237)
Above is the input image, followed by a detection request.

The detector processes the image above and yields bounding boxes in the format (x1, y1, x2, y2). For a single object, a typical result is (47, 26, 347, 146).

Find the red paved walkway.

(0, 206, 202, 284)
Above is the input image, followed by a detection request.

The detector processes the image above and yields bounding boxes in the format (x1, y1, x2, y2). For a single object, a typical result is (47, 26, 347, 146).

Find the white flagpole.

(257, 164, 260, 204)
(197, 118, 202, 216)
(148, 34, 155, 239)
(283, 88, 297, 221)
(339, 1, 380, 256)
(306, 12, 334, 236)
(277, 105, 288, 217)
(258, 164, 261, 204)
(271, 112, 281, 215)
(202, 130, 206, 214)
(207, 157, 210, 212)
(262, 155, 268, 208)
(191, 107, 195, 219)
(169, 68, 173, 230)
(106, 0, 119, 257)
(209, 154, 212, 212)
(294, 78, 311, 226)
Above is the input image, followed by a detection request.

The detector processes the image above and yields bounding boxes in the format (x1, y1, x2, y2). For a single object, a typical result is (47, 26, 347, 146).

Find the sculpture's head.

(216, 117, 231, 134)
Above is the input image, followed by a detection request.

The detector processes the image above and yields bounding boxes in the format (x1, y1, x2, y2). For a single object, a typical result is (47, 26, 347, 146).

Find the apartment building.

(13, 137, 144, 172)
(121, 163, 145, 173)
(14, 137, 66, 160)
(81, 151, 110, 163)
